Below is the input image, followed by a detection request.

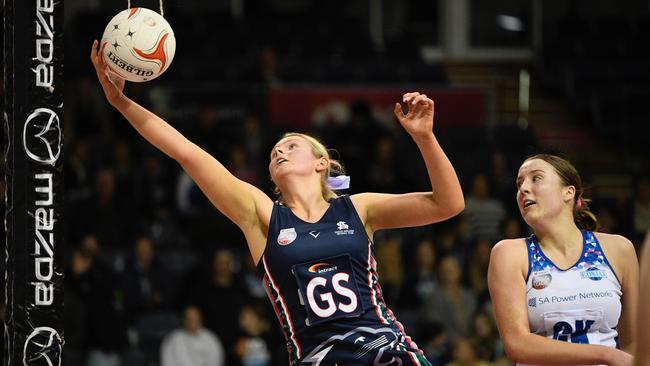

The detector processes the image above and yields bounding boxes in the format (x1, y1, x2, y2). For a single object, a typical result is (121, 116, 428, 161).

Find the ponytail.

(574, 196, 598, 231)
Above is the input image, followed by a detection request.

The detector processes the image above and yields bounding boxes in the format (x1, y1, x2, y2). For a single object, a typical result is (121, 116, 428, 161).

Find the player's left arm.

(351, 92, 464, 233)
(597, 232, 639, 353)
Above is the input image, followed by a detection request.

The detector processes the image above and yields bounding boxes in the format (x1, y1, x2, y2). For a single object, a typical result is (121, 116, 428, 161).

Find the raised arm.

(488, 239, 633, 366)
(90, 41, 272, 260)
(351, 92, 464, 234)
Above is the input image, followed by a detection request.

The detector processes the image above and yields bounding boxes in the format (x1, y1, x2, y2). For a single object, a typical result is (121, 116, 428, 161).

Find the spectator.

(367, 136, 401, 192)
(66, 138, 93, 205)
(422, 256, 477, 340)
(436, 227, 466, 260)
(489, 151, 516, 213)
(121, 235, 170, 324)
(239, 114, 269, 176)
(75, 237, 128, 366)
(375, 236, 404, 304)
(185, 248, 250, 364)
(445, 337, 491, 366)
(112, 138, 135, 200)
(418, 322, 453, 366)
(76, 168, 133, 249)
(229, 145, 259, 185)
(471, 312, 505, 362)
(161, 305, 225, 366)
(133, 153, 175, 219)
(399, 239, 437, 310)
(462, 173, 507, 242)
(235, 304, 273, 366)
(466, 239, 492, 306)
(64, 249, 91, 366)
(500, 216, 525, 240)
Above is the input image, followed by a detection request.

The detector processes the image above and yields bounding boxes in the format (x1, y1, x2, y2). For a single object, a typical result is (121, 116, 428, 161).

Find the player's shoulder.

(490, 237, 529, 263)
(592, 231, 636, 257)
(489, 238, 530, 279)
(493, 237, 528, 252)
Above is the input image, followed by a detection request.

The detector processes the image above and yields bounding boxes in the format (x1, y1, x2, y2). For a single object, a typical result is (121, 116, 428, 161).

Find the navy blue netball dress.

(257, 195, 431, 366)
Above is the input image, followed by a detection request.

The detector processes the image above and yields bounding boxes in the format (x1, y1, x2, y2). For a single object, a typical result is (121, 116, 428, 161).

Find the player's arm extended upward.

(488, 240, 633, 366)
(353, 93, 464, 233)
(90, 41, 272, 257)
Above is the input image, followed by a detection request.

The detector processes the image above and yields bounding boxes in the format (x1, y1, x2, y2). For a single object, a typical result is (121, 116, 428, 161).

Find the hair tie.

(576, 196, 583, 210)
(327, 175, 350, 190)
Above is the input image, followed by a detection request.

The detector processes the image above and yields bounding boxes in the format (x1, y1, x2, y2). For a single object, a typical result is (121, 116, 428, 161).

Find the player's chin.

(521, 211, 543, 229)
(271, 167, 290, 181)
(519, 207, 538, 226)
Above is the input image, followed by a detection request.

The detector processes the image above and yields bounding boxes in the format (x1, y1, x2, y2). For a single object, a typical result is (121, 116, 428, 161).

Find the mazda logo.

(23, 108, 61, 165)
(23, 327, 63, 366)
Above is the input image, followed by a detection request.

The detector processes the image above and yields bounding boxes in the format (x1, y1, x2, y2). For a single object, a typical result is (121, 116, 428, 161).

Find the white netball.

(101, 7, 176, 82)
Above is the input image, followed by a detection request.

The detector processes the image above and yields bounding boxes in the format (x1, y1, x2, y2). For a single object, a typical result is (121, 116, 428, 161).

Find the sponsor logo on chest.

(580, 267, 607, 281)
(532, 270, 553, 290)
(528, 290, 615, 307)
(334, 221, 354, 236)
(277, 228, 297, 245)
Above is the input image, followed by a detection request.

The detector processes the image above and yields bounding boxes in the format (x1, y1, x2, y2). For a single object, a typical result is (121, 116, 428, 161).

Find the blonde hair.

(273, 132, 345, 203)
(524, 154, 598, 231)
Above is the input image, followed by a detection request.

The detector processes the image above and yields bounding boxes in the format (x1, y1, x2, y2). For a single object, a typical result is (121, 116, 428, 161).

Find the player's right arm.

(488, 239, 633, 366)
(90, 40, 272, 262)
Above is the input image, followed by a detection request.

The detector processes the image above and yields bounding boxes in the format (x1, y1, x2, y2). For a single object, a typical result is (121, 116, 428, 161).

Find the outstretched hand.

(90, 40, 127, 108)
(394, 92, 435, 141)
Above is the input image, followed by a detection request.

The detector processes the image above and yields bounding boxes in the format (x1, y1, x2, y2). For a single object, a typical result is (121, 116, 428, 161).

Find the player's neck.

(534, 216, 582, 255)
(281, 183, 329, 220)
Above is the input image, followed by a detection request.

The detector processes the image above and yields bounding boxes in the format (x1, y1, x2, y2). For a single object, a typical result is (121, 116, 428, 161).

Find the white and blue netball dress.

(522, 230, 622, 365)
(257, 195, 430, 366)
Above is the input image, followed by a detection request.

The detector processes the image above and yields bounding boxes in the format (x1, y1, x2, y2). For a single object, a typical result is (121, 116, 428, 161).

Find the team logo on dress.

(581, 267, 607, 281)
(277, 228, 297, 245)
(302, 326, 403, 365)
(334, 221, 354, 236)
(532, 271, 552, 290)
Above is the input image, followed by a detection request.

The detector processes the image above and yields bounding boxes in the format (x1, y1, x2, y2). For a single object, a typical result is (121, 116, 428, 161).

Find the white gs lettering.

(306, 273, 359, 318)
(332, 273, 357, 313)
(307, 277, 336, 318)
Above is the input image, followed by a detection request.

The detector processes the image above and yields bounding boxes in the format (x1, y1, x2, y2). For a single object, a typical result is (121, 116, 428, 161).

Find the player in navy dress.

(488, 154, 638, 366)
(91, 41, 465, 365)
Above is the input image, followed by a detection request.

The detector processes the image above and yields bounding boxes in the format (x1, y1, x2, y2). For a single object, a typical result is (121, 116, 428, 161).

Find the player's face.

(516, 159, 573, 226)
(269, 136, 321, 181)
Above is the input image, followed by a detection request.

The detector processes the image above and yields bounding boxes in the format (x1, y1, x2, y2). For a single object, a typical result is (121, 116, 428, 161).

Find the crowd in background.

(60, 75, 650, 366)
(0, 1, 647, 365)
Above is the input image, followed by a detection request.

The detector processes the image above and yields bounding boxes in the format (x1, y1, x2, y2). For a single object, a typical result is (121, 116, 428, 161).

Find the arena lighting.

(497, 14, 524, 32)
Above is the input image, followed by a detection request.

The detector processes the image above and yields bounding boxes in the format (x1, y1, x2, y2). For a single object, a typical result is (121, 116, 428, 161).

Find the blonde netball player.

(91, 40, 464, 365)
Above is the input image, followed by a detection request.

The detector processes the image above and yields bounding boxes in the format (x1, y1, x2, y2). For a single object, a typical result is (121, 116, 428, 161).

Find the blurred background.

(38, 0, 650, 365)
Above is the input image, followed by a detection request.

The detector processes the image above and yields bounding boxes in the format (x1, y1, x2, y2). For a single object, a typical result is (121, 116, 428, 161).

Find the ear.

(315, 156, 329, 173)
(563, 185, 576, 203)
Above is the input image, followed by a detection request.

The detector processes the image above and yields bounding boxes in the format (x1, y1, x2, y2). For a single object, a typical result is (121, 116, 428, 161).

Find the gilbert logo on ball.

(101, 7, 176, 82)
